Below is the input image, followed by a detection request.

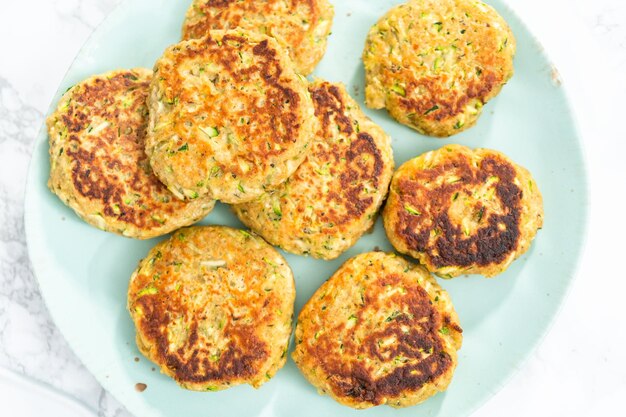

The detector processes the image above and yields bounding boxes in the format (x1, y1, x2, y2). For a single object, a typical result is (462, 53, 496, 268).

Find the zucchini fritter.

(146, 30, 315, 203)
(363, 0, 516, 137)
(128, 226, 295, 391)
(383, 144, 543, 277)
(293, 252, 462, 408)
(47, 69, 214, 239)
(232, 80, 394, 260)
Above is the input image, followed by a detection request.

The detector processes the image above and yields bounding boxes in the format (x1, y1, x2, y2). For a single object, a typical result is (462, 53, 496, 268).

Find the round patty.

(383, 144, 543, 278)
(128, 226, 295, 391)
(232, 80, 394, 260)
(146, 29, 315, 204)
(182, 0, 334, 75)
(47, 69, 215, 239)
(292, 252, 462, 409)
(363, 0, 515, 137)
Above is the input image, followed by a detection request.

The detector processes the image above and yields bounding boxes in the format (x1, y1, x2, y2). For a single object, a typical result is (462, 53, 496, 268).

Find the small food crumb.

(134, 357, 140, 362)
(151, 367, 156, 372)
(551, 66, 562, 87)
(373, 246, 382, 252)
(135, 383, 147, 392)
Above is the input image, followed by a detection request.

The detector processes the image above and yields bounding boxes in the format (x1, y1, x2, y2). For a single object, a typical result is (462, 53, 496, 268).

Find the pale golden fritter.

(47, 69, 215, 239)
(146, 30, 315, 204)
(292, 252, 462, 409)
(232, 80, 394, 260)
(128, 226, 295, 391)
(363, 0, 516, 137)
(383, 145, 543, 278)
(182, 0, 334, 75)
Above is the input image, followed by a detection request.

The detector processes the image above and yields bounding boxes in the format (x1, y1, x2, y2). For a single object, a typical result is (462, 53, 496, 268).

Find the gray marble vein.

(0, 2, 128, 415)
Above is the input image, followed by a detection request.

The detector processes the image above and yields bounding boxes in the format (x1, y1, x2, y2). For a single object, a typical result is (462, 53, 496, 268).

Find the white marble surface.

(0, 0, 625, 416)
(0, 367, 97, 417)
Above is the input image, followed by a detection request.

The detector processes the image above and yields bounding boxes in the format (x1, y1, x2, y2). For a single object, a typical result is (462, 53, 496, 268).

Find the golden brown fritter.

(47, 69, 215, 239)
(128, 226, 295, 391)
(292, 252, 462, 408)
(232, 80, 394, 260)
(182, 0, 334, 75)
(363, 0, 516, 137)
(146, 30, 315, 204)
(383, 145, 543, 278)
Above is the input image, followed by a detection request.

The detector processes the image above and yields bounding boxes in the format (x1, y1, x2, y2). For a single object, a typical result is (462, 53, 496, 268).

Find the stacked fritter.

(146, 30, 315, 203)
(48, 2, 336, 237)
(47, 69, 215, 239)
(182, 0, 334, 75)
(233, 80, 394, 260)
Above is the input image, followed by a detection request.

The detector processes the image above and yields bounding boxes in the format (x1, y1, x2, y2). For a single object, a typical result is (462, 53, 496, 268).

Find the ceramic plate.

(25, 1, 588, 416)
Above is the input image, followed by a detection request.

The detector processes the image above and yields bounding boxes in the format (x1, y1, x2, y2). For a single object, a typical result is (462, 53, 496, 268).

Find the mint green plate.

(25, 1, 588, 416)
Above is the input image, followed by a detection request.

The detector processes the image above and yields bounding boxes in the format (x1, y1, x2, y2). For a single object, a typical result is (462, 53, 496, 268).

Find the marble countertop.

(1, 0, 624, 416)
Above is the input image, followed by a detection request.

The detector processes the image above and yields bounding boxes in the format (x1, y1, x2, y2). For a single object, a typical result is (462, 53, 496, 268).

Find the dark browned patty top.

(394, 152, 522, 269)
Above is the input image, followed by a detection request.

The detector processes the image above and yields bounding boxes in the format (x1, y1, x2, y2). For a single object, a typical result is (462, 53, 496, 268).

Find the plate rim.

(24, 0, 590, 416)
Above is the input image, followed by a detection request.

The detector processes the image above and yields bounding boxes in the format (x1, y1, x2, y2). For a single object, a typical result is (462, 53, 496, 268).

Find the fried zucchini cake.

(182, 0, 334, 75)
(292, 252, 462, 408)
(47, 69, 215, 239)
(363, 0, 516, 137)
(146, 29, 315, 204)
(232, 80, 394, 260)
(383, 144, 543, 278)
(128, 226, 295, 391)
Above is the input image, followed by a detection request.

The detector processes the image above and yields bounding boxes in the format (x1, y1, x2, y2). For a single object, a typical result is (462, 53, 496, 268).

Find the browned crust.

(311, 275, 455, 404)
(64, 72, 158, 227)
(163, 35, 302, 169)
(398, 72, 500, 122)
(395, 154, 522, 268)
(134, 296, 270, 384)
(310, 83, 385, 225)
